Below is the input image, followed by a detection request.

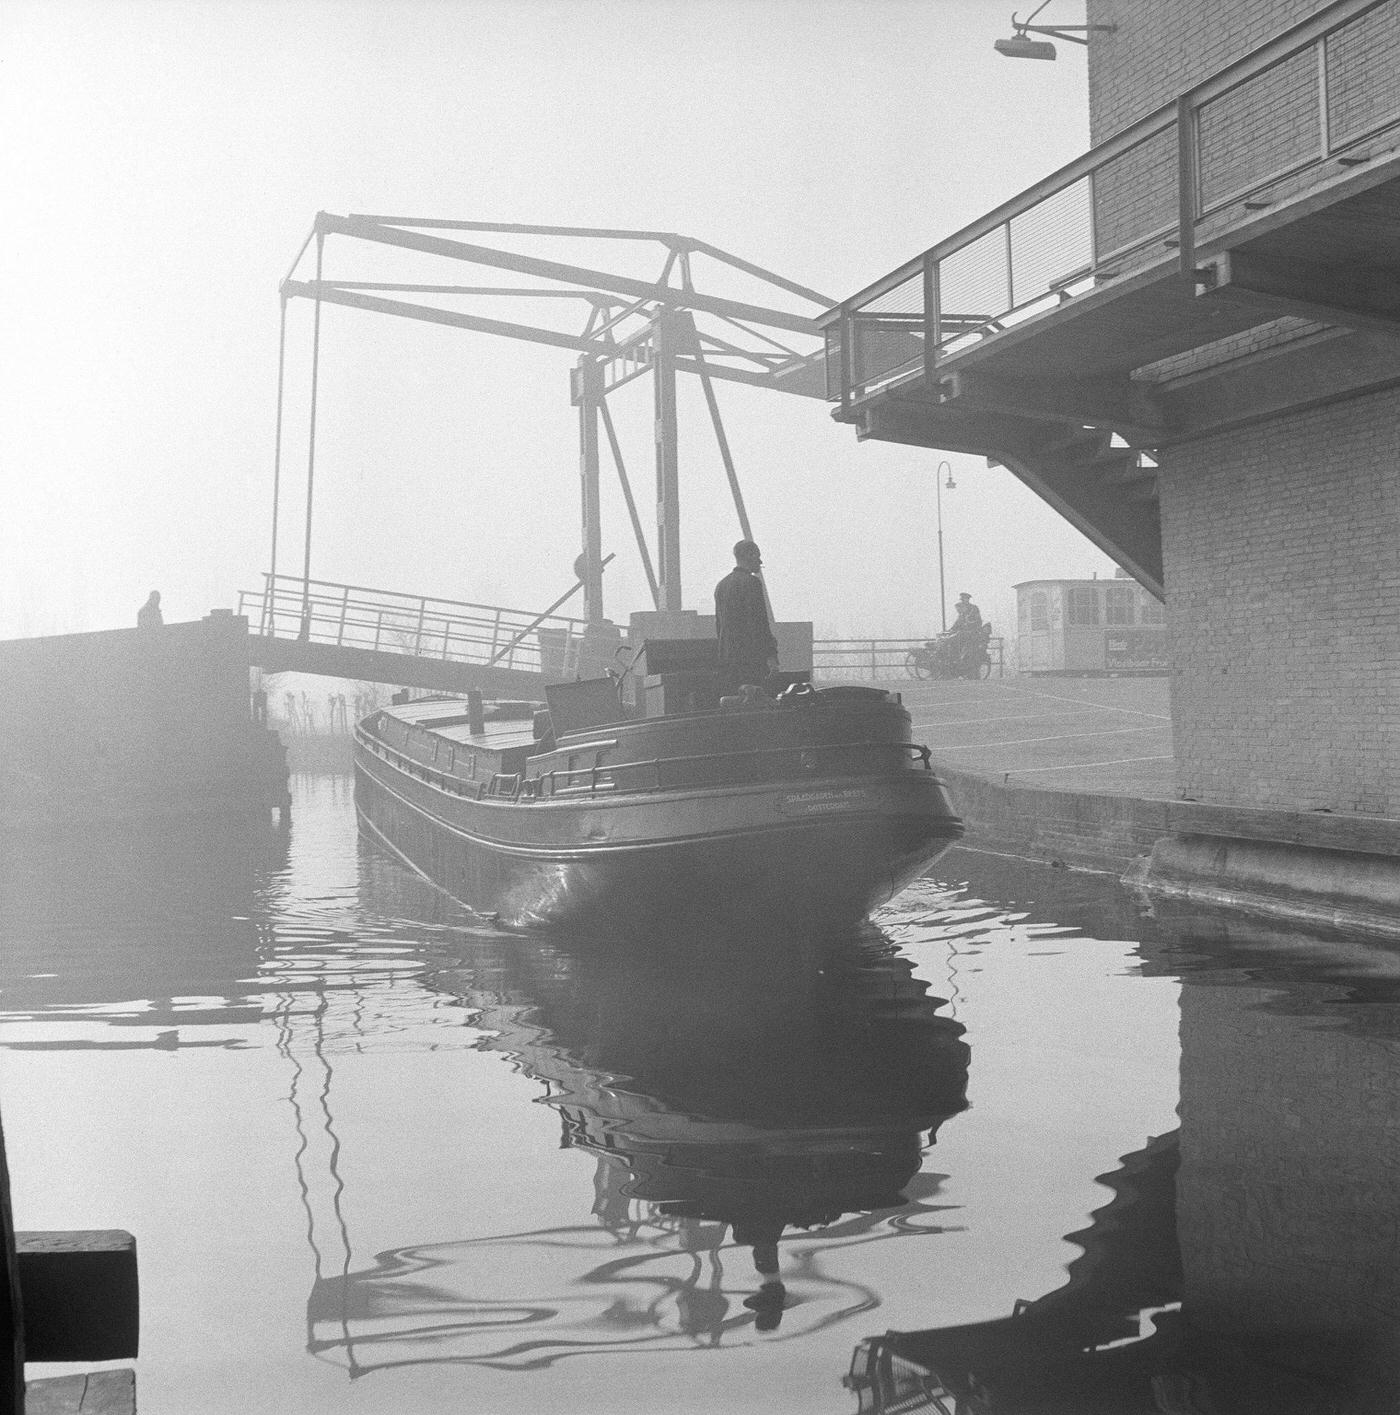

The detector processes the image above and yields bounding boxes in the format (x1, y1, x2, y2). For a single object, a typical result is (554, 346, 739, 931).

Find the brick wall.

(1086, 0, 1331, 143)
(1084, 0, 1346, 281)
(1083, 2, 1400, 822)
(1160, 390, 1400, 813)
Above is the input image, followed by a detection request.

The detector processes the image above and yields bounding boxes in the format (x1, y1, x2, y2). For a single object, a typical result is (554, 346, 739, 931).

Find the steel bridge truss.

(275, 215, 833, 624)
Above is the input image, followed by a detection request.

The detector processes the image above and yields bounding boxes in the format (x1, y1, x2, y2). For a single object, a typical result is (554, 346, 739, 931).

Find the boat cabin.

(358, 638, 919, 809)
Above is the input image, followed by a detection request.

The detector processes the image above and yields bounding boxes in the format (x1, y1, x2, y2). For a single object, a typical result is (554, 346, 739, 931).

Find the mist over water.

(1, 774, 1397, 1414)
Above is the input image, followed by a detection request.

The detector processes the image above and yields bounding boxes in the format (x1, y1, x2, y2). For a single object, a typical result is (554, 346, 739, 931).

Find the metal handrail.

(249, 570, 588, 625)
(358, 723, 933, 805)
(1176, 0, 1396, 269)
(824, 0, 1399, 407)
(240, 573, 590, 673)
(814, 636, 1006, 679)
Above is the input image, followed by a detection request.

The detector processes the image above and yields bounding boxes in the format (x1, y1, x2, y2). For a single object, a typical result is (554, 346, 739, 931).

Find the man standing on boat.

(715, 539, 778, 692)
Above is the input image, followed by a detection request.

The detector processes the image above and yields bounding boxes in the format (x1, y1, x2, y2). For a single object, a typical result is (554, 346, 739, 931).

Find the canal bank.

(904, 677, 1400, 939)
(0, 613, 290, 824)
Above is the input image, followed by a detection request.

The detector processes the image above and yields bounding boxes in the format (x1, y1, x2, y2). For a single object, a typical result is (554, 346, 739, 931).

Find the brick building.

(1087, 0, 1400, 814)
(825, 0, 1400, 835)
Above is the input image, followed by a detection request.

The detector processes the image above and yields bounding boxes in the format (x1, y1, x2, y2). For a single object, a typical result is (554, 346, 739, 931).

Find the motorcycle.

(905, 625, 993, 680)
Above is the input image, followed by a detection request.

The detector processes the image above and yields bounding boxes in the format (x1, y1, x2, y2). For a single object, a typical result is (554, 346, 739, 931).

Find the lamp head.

(995, 33, 1058, 59)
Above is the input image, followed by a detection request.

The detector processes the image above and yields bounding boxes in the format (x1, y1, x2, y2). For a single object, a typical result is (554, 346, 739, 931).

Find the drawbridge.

(262, 217, 833, 665)
(240, 572, 617, 697)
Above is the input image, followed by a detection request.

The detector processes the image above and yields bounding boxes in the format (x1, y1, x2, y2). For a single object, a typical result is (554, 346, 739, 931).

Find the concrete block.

(24, 1370, 134, 1415)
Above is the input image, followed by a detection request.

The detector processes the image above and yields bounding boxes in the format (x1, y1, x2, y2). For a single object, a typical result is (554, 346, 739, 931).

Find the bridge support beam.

(1198, 249, 1400, 339)
(653, 310, 683, 614)
(854, 397, 1164, 598)
(938, 369, 1163, 445)
(575, 357, 605, 624)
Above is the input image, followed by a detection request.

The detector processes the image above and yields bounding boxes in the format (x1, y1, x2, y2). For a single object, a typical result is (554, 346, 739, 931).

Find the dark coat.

(714, 567, 777, 680)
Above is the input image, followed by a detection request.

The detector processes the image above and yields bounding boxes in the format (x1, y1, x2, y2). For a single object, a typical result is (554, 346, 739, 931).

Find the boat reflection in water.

(303, 925, 970, 1372)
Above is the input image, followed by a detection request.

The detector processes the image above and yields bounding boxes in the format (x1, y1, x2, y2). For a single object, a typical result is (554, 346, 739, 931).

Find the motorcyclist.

(950, 593, 983, 673)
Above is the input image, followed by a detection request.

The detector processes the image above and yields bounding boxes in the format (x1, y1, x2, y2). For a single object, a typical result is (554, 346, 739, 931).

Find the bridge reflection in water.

(295, 926, 971, 1372)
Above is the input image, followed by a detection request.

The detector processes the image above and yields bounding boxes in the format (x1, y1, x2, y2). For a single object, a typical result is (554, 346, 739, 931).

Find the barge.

(353, 661, 962, 931)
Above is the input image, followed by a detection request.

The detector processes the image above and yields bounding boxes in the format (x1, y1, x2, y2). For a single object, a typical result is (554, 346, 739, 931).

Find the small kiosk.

(1015, 572, 1166, 675)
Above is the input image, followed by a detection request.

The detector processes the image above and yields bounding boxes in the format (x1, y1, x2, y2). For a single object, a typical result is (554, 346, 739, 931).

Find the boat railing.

(356, 724, 934, 803)
(239, 573, 590, 675)
(538, 739, 934, 798)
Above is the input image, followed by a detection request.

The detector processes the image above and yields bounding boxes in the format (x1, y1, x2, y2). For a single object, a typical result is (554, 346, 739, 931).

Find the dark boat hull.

(353, 740, 960, 932)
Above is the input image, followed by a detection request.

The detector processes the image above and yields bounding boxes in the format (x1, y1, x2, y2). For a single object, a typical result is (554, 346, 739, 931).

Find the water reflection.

(300, 927, 970, 1371)
(2, 791, 1398, 1413)
(0, 813, 286, 1037)
(851, 854, 1400, 1415)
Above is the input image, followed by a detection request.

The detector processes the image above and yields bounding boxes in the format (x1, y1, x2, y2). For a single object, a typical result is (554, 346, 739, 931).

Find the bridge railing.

(813, 636, 1005, 681)
(824, 0, 1400, 405)
(239, 574, 590, 677)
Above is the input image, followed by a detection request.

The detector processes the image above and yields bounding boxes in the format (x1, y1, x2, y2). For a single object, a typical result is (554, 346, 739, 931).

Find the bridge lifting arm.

(276, 215, 833, 624)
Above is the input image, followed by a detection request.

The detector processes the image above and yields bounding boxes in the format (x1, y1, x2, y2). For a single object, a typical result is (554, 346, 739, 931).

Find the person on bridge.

(715, 539, 778, 693)
(137, 590, 163, 629)
(950, 592, 985, 674)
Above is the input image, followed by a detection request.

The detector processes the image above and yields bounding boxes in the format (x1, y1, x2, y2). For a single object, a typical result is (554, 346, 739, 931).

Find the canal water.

(1, 774, 1397, 1414)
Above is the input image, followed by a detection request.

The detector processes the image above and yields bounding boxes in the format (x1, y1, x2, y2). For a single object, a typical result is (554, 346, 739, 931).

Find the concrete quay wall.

(0, 612, 289, 823)
(943, 767, 1400, 937)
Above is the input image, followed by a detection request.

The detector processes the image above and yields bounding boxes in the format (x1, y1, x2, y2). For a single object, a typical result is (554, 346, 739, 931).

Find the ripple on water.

(0, 781, 1396, 1413)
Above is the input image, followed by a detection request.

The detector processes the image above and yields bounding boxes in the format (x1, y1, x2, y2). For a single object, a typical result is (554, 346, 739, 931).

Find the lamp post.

(935, 460, 956, 631)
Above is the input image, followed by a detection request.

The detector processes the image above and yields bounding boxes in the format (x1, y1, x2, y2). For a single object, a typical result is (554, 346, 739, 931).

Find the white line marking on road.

(906, 708, 1114, 728)
(930, 725, 1170, 750)
(1003, 754, 1176, 774)
(905, 682, 1171, 720)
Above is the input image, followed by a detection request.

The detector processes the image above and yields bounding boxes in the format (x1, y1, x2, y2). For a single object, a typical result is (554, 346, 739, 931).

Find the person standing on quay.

(714, 539, 778, 692)
(137, 590, 163, 629)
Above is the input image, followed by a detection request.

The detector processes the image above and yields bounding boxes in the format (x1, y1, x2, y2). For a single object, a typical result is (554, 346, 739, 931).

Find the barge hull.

(353, 748, 958, 932)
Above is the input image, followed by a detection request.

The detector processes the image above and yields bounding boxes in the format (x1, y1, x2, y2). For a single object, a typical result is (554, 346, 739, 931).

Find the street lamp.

(994, 2, 1116, 60)
(935, 461, 956, 631)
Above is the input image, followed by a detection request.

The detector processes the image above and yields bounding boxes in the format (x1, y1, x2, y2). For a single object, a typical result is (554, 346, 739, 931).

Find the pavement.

(896, 675, 1175, 799)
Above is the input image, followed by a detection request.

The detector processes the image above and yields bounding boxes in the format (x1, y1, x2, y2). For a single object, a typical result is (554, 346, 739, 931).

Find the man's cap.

(734, 539, 762, 561)
(959, 591, 971, 600)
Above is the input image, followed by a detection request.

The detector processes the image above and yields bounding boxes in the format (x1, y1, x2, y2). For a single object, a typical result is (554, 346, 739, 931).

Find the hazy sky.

(1, 0, 1105, 643)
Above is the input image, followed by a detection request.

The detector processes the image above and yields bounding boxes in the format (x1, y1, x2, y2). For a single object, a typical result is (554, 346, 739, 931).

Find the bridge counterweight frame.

(274, 215, 831, 626)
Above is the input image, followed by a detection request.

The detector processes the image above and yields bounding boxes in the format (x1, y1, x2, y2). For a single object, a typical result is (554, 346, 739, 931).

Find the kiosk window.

(1068, 587, 1100, 626)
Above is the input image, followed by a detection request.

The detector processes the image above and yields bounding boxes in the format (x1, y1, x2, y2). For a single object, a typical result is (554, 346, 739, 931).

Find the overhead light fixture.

(995, 34, 1059, 59)
(994, 2, 1117, 60)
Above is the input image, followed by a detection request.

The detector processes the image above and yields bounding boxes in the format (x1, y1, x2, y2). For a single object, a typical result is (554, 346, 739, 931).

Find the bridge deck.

(240, 574, 605, 692)
(247, 636, 563, 697)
